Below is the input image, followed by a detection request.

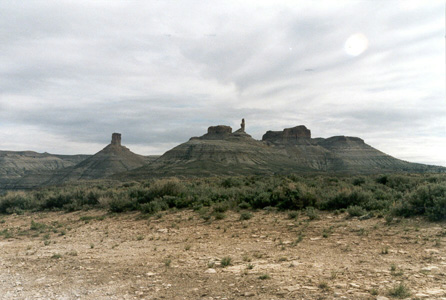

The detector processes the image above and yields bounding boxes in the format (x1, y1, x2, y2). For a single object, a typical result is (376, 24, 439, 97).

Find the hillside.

(0, 134, 157, 191)
(262, 127, 436, 173)
(0, 151, 89, 191)
(45, 133, 148, 185)
(1, 121, 444, 190)
(123, 121, 443, 179)
(127, 124, 312, 178)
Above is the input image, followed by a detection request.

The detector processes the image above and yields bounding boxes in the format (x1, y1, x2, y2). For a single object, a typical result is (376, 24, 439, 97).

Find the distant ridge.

(1, 121, 445, 191)
(0, 133, 156, 190)
(0, 151, 89, 191)
(122, 120, 444, 179)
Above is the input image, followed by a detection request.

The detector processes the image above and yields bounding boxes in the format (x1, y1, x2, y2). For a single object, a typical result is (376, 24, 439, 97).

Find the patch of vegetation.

(347, 205, 367, 217)
(258, 274, 270, 280)
(387, 283, 411, 299)
(239, 212, 252, 221)
(164, 258, 172, 267)
(287, 211, 299, 219)
(30, 220, 47, 231)
(305, 207, 319, 220)
(220, 256, 232, 267)
(0, 174, 445, 221)
(318, 281, 329, 291)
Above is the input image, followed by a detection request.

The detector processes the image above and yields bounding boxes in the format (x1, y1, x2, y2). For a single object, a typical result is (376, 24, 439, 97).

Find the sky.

(0, 0, 445, 166)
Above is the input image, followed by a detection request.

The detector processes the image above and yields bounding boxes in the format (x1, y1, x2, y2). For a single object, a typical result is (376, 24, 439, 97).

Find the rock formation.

(123, 121, 443, 179)
(2, 121, 444, 190)
(44, 133, 148, 184)
(111, 133, 122, 146)
(125, 121, 308, 178)
(262, 125, 311, 143)
(198, 125, 233, 140)
(234, 118, 246, 134)
(207, 125, 232, 135)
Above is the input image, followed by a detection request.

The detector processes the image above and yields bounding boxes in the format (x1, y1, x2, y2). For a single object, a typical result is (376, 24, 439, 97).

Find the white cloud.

(0, 1, 444, 166)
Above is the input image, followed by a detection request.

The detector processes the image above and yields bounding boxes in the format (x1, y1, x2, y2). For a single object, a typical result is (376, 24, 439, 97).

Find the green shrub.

(140, 198, 168, 214)
(220, 256, 231, 267)
(352, 177, 366, 186)
(41, 194, 70, 209)
(108, 197, 135, 213)
(411, 184, 446, 220)
(251, 192, 273, 209)
(0, 192, 34, 213)
(30, 220, 47, 231)
(322, 189, 371, 210)
(221, 177, 243, 188)
(214, 212, 226, 220)
(288, 211, 299, 219)
(238, 201, 251, 209)
(306, 207, 319, 220)
(376, 175, 388, 185)
(239, 212, 252, 220)
(347, 205, 367, 217)
(213, 202, 229, 213)
(149, 179, 185, 199)
(387, 283, 411, 298)
(393, 184, 446, 221)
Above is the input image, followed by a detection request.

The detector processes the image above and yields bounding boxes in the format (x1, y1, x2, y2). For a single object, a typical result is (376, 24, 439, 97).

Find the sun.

(344, 33, 369, 56)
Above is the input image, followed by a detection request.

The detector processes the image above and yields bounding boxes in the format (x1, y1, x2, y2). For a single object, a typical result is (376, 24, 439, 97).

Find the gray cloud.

(0, 1, 444, 166)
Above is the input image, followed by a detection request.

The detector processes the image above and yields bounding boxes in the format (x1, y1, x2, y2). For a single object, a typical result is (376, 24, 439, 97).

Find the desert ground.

(0, 210, 445, 300)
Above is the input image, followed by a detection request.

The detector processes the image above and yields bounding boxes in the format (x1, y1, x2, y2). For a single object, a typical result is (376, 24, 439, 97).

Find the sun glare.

(344, 33, 369, 56)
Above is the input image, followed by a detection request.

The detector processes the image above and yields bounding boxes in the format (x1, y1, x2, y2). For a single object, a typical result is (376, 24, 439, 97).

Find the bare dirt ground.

(0, 209, 445, 300)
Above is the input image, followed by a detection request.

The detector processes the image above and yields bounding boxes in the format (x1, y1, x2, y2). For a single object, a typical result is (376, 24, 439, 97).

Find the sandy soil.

(0, 209, 445, 300)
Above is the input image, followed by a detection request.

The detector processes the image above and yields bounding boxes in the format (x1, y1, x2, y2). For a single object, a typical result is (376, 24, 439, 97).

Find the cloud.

(0, 1, 444, 166)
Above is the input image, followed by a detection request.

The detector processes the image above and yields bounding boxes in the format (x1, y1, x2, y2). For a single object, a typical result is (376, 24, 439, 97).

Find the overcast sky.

(0, 0, 445, 166)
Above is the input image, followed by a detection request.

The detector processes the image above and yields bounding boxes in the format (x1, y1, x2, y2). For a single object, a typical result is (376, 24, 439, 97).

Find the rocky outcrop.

(111, 133, 122, 146)
(123, 122, 444, 178)
(46, 133, 147, 183)
(234, 118, 246, 134)
(199, 125, 233, 140)
(125, 123, 311, 178)
(262, 125, 311, 144)
(3, 122, 445, 189)
(207, 125, 232, 135)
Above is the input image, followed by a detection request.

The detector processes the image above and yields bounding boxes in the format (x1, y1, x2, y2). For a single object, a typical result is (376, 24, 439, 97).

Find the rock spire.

(111, 133, 122, 146)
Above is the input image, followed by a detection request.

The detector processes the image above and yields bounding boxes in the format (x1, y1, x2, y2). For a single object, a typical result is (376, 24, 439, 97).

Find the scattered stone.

(424, 249, 440, 254)
(285, 285, 300, 292)
(415, 293, 430, 298)
(243, 292, 255, 297)
(349, 283, 360, 288)
(421, 266, 440, 274)
(205, 269, 217, 274)
(426, 289, 444, 296)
